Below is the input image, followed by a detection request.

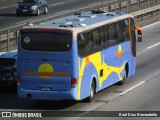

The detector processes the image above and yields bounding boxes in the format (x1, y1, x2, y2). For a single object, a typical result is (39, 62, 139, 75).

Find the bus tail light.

(69, 30, 73, 33)
(17, 75, 21, 84)
(71, 77, 77, 88)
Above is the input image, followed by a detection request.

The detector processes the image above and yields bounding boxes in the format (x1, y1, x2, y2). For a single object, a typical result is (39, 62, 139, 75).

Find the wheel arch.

(125, 62, 129, 78)
(89, 74, 98, 94)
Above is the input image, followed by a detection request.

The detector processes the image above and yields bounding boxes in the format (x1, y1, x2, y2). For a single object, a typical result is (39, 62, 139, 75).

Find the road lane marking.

(138, 21, 160, 52)
(54, 10, 69, 15)
(119, 81, 146, 96)
(15, 19, 32, 25)
(49, 2, 64, 7)
(89, 2, 101, 6)
(141, 21, 160, 29)
(0, 5, 16, 10)
(147, 42, 160, 49)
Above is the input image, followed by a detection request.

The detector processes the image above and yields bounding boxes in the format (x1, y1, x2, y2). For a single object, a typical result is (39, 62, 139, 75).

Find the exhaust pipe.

(27, 93, 32, 98)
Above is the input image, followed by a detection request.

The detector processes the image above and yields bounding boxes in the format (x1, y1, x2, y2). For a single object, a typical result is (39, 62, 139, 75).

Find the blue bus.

(17, 11, 142, 101)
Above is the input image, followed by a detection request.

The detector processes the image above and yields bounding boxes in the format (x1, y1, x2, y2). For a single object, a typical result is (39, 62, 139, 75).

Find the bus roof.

(23, 11, 133, 32)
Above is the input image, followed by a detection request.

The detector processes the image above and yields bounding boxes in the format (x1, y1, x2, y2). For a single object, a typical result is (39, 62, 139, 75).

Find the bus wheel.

(118, 67, 127, 85)
(86, 81, 95, 102)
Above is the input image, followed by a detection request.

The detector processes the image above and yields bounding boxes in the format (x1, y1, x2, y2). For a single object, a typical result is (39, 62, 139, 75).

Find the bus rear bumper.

(17, 86, 78, 101)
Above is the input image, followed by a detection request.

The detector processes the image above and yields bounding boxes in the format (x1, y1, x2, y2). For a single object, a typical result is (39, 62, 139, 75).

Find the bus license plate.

(40, 87, 52, 91)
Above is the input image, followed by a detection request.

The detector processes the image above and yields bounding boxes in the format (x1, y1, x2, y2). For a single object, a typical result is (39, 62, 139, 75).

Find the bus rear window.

(21, 31, 72, 52)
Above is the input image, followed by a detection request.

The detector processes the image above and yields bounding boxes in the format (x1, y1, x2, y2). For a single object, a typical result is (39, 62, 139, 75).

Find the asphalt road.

(0, 14, 160, 120)
(0, 0, 111, 29)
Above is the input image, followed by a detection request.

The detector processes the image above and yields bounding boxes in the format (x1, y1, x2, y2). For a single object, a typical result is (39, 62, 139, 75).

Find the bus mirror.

(136, 26, 142, 42)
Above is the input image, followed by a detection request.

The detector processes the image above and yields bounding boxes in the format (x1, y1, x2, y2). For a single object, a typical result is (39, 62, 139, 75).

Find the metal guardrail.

(0, 0, 160, 52)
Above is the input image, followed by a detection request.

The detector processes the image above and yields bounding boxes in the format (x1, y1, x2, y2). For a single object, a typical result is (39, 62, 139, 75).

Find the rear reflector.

(71, 77, 77, 88)
(69, 30, 73, 33)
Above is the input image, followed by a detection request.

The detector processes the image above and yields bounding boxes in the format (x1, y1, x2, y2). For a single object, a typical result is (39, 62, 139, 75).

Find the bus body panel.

(17, 38, 79, 100)
(20, 59, 71, 91)
(77, 41, 134, 100)
(78, 63, 98, 100)
(131, 57, 136, 75)
(18, 86, 78, 100)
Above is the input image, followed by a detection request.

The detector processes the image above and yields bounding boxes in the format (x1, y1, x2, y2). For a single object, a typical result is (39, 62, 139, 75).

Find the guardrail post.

(7, 28, 10, 52)
(102, 3, 104, 10)
(127, 0, 131, 13)
(44, 18, 47, 22)
(156, 0, 158, 5)
(147, 0, 150, 8)
(108, 4, 111, 11)
(114, 0, 117, 11)
(137, 0, 140, 11)
(119, 0, 121, 11)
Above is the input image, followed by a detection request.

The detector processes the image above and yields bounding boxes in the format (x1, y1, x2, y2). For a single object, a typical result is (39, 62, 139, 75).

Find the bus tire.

(118, 65, 128, 85)
(86, 81, 95, 102)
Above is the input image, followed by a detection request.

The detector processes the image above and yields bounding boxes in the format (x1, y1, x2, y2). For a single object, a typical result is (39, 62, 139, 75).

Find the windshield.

(21, 0, 37, 3)
(21, 30, 72, 52)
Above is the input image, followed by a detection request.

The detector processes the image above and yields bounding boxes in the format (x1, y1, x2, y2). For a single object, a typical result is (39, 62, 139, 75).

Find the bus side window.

(78, 32, 94, 57)
(102, 25, 109, 48)
(108, 23, 118, 46)
(124, 19, 130, 41)
(78, 33, 85, 48)
(86, 32, 94, 54)
(117, 21, 125, 43)
(117, 19, 129, 43)
(92, 28, 102, 51)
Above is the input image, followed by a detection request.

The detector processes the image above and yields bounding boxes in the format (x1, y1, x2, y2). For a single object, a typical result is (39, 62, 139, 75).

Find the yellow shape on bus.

(38, 63, 54, 79)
